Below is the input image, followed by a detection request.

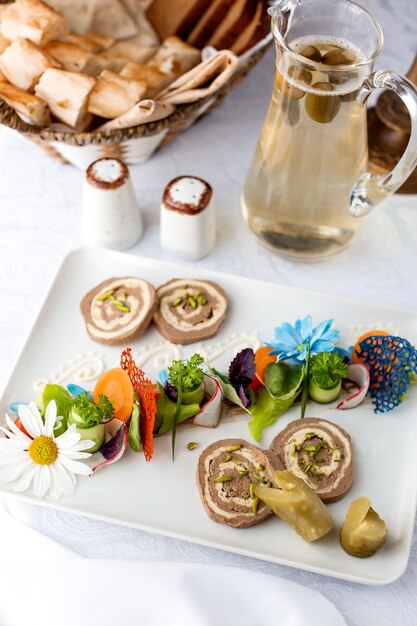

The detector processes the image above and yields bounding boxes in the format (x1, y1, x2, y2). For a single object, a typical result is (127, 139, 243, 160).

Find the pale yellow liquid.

(242, 37, 368, 260)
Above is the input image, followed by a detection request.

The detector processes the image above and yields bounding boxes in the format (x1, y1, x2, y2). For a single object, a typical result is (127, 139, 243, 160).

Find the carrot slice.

(120, 348, 156, 462)
(352, 330, 389, 364)
(255, 346, 277, 384)
(93, 368, 134, 423)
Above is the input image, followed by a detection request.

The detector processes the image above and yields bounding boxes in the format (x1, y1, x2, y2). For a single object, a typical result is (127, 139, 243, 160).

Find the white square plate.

(1, 248, 417, 585)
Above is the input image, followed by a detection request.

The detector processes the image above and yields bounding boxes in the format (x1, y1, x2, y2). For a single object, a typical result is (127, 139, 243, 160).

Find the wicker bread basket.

(0, 0, 272, 168)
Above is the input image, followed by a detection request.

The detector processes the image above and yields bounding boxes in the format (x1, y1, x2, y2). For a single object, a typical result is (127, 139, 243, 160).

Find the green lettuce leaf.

(43, 384, 73, 419)
(248, 363, 304, 442)
(154, 384, 200, 436)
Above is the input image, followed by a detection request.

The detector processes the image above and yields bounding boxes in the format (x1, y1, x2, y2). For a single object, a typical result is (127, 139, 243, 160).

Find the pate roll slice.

(269, 417, 354, 503)
(80, 277, 157, 345)
(153, 278, 228, 345)
(197, 439, 283, 528)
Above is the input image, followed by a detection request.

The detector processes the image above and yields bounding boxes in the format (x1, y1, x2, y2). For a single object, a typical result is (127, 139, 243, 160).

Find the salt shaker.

(160, 176, 215, 261)
(83, 158, 143, 251)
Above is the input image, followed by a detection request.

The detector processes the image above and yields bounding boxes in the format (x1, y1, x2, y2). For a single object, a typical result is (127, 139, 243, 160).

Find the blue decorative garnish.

(267, 316, 340, 364)
(356, 335, 417, 413)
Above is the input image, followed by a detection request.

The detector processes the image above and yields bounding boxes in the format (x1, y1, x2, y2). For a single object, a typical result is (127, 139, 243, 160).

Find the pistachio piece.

(197, 294, 208, 306)
(249, 483, 256, 499)
(119, 292, 127, 300)
(187, 296, 197, 309)
(257, 464, 264, 471)
(233, 460, 243, 466)
(224, 454, 232, 462)
(239, 470, 249, 477)
(300, 45, 322, 63)
(305, 82, 341, 123)
(276, 65, 312, 100)
(226, 444, 242, 452)
(171, 297, 183, 307)
(214, 475, 233, 483)
(187, 442, 199, 451)
(96, 289, 114, 301)
(253, 473, 267, 484)
(252, 496, 260, 514)
(114, 302, 130, 313)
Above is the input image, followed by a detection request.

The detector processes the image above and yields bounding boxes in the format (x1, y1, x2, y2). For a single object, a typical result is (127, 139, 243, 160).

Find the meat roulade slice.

(269, 418, 354, 503)
(197, 438, 283, 528)
(80, 276, 157, 345)
(153, 278, 228, 345)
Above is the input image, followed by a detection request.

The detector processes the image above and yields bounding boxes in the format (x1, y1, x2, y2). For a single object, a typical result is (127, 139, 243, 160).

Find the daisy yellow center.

(28, 436, 58, 465)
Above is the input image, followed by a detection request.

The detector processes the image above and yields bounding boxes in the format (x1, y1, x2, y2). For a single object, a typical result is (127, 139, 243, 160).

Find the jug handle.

(350, 70, 417, 217)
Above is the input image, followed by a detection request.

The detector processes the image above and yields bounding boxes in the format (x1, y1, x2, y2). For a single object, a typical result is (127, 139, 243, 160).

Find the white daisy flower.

(0, 400, 94, 499)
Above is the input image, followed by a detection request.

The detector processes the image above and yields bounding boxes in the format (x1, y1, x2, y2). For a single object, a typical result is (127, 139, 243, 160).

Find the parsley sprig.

(72, 392, 114, 427)
(310, 352, 347, 390)
(168, 354, 204, 393)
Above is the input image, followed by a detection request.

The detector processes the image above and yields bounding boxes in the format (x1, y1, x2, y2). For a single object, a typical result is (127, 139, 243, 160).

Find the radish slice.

(91, 423, 128, 473)
(193, 374, 223, 428)
(337, 364, 370, 410)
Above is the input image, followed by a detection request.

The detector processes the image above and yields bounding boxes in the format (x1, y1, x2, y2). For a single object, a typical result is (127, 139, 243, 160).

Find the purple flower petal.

(91, 424, 128, 473)
(165, 382, 178, 402)
(236, 385, 251, 408)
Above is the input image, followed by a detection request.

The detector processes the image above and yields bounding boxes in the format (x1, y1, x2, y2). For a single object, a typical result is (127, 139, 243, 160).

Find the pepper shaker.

(160, 176, 216, 261)
(83, 158, 143, 250)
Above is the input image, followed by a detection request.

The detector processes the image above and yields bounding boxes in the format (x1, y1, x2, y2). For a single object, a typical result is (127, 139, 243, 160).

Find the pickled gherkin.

(340, 496, 387, 557)
(254, 470, 333, 542)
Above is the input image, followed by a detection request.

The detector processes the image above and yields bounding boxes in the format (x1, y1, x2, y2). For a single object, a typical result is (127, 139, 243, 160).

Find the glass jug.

(241, 0, 417, 260)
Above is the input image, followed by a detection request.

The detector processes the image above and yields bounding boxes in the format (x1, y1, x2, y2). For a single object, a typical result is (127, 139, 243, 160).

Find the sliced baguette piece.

(0, 0, 69, 46)
(87, 69, 147, 119)
(187, 0, 234, 48)
(66, 32, 115, 54)
(0, 38, 60, 91)
(0, 34, 10, 54)
(45, 40, 101, 76)
(105, 40, 157, 65)
(35, 68, 95, 130)
(0, 81, 51, 125)
(147, 36, 200, 76)
(207, 0, 257, 50)
(90, 0, 138, 39)
(230, 0, 269, 55)
(120, 62, 172, 97)
(146, 0, 207, 41)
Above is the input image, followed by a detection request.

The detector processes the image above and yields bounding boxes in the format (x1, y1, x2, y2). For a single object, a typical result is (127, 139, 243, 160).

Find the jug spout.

(268, 0, 301, 38)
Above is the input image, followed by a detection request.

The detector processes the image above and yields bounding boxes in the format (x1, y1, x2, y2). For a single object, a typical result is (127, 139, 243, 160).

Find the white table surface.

(1, 1, 417, 624)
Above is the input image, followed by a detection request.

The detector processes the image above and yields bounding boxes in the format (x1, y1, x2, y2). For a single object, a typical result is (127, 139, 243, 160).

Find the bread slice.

(66, 32, 115, 54)
(0, 38, 60, 91)
(146, 0, 207, 41)
(147, 36, 200, 76)
(87, 69, 147, 119)
(120, 62, 172, 97)
(0, 0, 69, 46)
(35, 68, 95, 130)
(90, 0, 138, 39)
(207, 0, 258, 50)
(45, 41, 101, 76)
(230, 0, 269, 55)
(187, 0, 235, 49)
(0, 81, 51, 125)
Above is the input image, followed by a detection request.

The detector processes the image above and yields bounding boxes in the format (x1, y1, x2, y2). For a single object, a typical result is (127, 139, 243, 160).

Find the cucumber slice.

(182, 384, 204, 405)
(76, 423, 105, 453)
(309, 379, 341, 403)
(68, 406, 86, 426)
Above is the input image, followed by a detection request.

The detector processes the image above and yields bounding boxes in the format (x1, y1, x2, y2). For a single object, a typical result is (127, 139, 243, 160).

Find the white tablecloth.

(1, 1, 417, 624)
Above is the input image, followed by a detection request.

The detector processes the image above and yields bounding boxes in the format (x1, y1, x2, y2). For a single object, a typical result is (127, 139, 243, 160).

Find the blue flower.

(267, 316, 340, 363)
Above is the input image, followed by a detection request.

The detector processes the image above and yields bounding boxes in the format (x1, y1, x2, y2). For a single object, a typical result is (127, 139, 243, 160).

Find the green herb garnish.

(310, 352, 348, 390)
(72, 392, 114, 427)
(168, 353, 204, 393)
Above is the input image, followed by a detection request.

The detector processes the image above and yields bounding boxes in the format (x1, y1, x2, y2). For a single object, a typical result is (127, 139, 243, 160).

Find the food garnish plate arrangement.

(1, 247, 417, 586)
